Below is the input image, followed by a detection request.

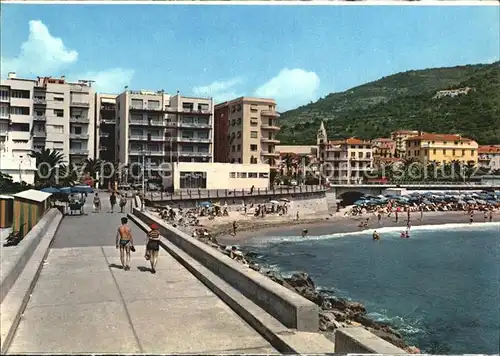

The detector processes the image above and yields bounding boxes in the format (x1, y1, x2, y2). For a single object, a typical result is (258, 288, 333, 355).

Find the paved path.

(7, 194, 277, 354)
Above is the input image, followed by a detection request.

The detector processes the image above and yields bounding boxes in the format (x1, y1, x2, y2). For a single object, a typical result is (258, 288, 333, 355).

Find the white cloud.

(75, 68, 134, 94)
(1, 20, 134, 94)
(1, 20, 78, 76)
(192, 77, 245, 103)
(254, 68, 320, 111)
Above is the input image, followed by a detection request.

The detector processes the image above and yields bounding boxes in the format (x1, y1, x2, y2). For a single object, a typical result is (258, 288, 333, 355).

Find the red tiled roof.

(478, 145, 500, 154)
(406, 133, 473, 142)
(392, 130, 420, 135)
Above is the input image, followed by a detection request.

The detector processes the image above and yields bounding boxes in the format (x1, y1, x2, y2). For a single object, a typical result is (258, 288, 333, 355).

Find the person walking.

(116, 217, 134, 270)
(93, 192, 101, 213)
(119, 194, 127, 213)
(110, 192, 117, 213)
(145, 223, 161, 274)
(489, 210, 493, 222)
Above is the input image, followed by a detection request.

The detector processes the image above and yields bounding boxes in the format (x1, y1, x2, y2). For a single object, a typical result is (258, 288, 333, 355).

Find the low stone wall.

(0, 208, 63, 304)
(133, 207, 320, 332)
(335, 327, 407, 353)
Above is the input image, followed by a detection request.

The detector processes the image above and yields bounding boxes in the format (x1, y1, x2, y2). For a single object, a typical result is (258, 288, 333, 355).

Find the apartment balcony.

(70, 117, 89, 124)
(69, 149, 89, 155)
(100, 105, 116, 111)
(261, 123, 280, 131)
(178, 151, 211, 157)
(100, 132, 110, 138)
(10, 131, 31, 141)
(173, 137, 211, 144)
(165, 107, 211, 116)
(261, 137, 280, 144)
(129, 104, 164, 112)
(70, 133, 89, 140)
(261, 151, 280, 158)
(129, 150, 164, 156)
(32, 131, 47, 138)
(71, 100, 90, 108)
(33, 98, 46, 105)
(128, 135, 164, 141)
(100, 118, 116, 125)
(261, 110, 280, 118)
(0, 112, 9, 120)
(0, 129, 9, 136)
(99, 146, 108, 151)
(350, 157, 373, 162)
(33, 114, 46, 121)
(166, 121, 212, 129)
(0, 96, 10, 103)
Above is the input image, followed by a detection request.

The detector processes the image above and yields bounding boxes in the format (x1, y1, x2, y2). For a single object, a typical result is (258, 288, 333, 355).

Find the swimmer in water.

(301, 229, 308, 237)
(372, 230, 380, 241)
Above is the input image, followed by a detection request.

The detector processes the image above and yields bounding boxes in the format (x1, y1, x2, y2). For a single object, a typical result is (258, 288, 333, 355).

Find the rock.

(285, 272, 316, 289)
(319, 311, 340, 332)
(294, 286, 325, 306)
(249, 263, 260, 271)
(368, 328, 408, 349)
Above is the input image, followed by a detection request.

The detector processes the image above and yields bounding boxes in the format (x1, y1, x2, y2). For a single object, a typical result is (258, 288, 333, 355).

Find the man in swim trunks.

(146, 223, 161, 274)
(116, 217, 134, 270)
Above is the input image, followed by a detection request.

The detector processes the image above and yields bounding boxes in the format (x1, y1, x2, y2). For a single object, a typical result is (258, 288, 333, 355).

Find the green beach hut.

(0, 195, 15, 228)
(12, 189, 52, 238)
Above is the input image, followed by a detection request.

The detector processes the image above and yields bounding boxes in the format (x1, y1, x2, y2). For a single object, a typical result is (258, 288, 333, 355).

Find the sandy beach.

(202, 210, 499, 245)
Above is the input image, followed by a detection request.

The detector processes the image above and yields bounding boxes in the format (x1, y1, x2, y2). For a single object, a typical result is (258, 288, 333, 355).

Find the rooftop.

(13, 189, 52, 202)
(406, 133, 473, 142)
(478, 145, 500, 154)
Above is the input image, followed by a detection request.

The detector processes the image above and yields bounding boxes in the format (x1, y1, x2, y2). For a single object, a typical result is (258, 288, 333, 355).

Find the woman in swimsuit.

(146, 223, 161, 274)
(116, 217, 134, 270)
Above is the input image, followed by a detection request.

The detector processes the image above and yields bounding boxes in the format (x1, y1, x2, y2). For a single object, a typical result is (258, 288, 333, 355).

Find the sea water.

(244, 224, 500, 354)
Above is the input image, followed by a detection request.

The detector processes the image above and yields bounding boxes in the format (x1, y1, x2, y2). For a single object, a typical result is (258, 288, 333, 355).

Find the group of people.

(92, 192, 128, 213)
(115, 217, 162, 273)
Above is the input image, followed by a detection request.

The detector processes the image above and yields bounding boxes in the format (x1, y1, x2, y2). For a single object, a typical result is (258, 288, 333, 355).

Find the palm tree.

(83, 158, 102, 179)
(30, 149, 66, 187)
(57, 163, 80, 186)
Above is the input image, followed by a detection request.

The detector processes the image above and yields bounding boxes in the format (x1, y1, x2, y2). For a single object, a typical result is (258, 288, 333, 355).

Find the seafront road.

(6, 194, 277, 354)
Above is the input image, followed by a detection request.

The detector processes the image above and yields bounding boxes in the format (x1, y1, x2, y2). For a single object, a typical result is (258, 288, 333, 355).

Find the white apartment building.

(0, 73, 96, 166)
(116, 90, 214, 174)
(317, 122, 374, 184)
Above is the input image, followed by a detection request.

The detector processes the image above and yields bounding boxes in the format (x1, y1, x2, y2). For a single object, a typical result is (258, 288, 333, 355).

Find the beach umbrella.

(60, 187, 72, 194)
(199, 201, 211, 207)
(71, 185, 93, 193)
(466, 199, 476, 204)
(270, 200, 280, 204)
(280, 198, 290, 202)
(354, 200, 365, 206)
(476, 199, 487, 205)
(41, 187, 61, 193)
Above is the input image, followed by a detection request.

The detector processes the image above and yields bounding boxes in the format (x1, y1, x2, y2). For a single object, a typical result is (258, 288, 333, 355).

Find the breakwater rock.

(195, 234, 420, 353)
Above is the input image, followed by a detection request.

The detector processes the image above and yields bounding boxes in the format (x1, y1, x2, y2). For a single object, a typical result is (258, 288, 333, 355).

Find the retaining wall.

(133, 208, 320, 331)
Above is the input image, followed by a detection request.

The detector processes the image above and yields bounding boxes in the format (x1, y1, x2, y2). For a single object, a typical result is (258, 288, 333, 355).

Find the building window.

(250, 131, 258, 138)
(229, 172, 236, 178)
(259, 173, 269, 178)
(232, 145, 235, 152)
(250, 144, 258, 151)
(237, 172, 247, 178)
(237, 144, 241, 151)
(179, 171, 207, 189)
(10, 106, 30, 115)
(54, 109, 64, 117)
(237, 131, 241, 138)
(248, 172, 258, 178)
(11, 90, 30, 99)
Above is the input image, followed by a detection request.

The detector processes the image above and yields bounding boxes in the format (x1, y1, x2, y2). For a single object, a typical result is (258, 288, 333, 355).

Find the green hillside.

(277, 61, 500, 145)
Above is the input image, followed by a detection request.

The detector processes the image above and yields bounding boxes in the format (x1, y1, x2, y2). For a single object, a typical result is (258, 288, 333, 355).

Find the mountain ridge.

(277, 61, 500, 145)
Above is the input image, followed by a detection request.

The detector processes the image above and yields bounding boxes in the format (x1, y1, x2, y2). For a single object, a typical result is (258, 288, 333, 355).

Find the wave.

(249, 222, 500, 245)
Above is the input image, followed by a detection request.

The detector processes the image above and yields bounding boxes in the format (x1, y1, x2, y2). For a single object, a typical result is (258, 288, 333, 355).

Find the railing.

(100, 132, 110, 138)
(70, 117, 89, 123)
(0, 130, 8, 136)
(69, 149, 89, 155)
(172, 122, 212, 129)
(129, 104, 163, 111)
(165, 107, 211, 115)
(261, 124, 280, 130)
(70, 133, 89, 139)
(178, 151, 211, 157)
(0, 113, 10, 119)
(100, 118, 116, 124)
(329, 182, 496, 187)
(261, 151, 279, 156)
(71, 101, 90, 107)
(100, 105, 116, 111)
(32, 131, 47, 138)
(173, 137, 211, 143)
(129, 150, 164, 156)
(33, 98, 46, 105)
(261, 137, 280, 143)
(0, 97, 10, 103)
(99, 146, 108, 151)
(261, 110, 280, 117)
(147, 185, 326, 201)
(33, 114, 46, 121)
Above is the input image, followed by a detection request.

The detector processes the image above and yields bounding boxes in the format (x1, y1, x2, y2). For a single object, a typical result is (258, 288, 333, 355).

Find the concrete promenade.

(5, 194, 276, 354)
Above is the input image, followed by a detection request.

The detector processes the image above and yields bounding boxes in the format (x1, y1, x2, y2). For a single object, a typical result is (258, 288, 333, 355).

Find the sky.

(1, 4, 499, 111)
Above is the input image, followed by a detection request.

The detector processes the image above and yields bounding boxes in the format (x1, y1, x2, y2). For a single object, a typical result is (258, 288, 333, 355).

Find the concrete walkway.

(7, 194, 277, 354)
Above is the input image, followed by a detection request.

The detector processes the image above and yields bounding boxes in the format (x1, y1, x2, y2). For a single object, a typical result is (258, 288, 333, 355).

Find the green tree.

(29, 149, 66, 187)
